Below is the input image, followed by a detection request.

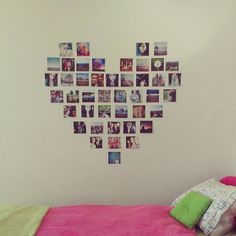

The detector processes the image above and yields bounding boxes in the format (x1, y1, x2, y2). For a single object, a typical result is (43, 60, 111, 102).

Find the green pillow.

(170, 191, 212, 229)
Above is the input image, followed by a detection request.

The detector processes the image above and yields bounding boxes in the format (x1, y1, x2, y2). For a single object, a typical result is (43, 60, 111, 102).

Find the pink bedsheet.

(36, 205, 196, 236)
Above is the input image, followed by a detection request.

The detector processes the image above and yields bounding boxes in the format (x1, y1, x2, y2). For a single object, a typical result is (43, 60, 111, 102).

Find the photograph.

(120, 74, 134, 87)
(47, 57, 60, 71)
(136, 74, 149, 86)
(130, 90, 142, 103)
(146, 89, 159, 102)
(133, 105, 145, 118)
(166, 61, 179, 71)
(136, 58, 149, 71)
(108, 152, 121, 164)
(91, 73, 104, 87)
(92, 58, 105, 71)
(106, 74, 119, 87)
(168, 73, 181, 86)
(152, 73, 165, 86)
(154, 42, 167, 56)
(120, 58, 133, 72)
(59, 43, 73, 57)
(76, 73, 89, 86)
(45, 73, 58, 86)
(150, 105, 163, 118)
(114, 90, 127, 103)
(98, 105, 111, 118)
(50, 90, 63, 103)
(66, 90, 79, 103)
(108, 122, 121, 134)
(91, 122, 103, 134)
(136, 43, 149, 56)
(163, 89, 176, 102)
(76, 58, 90, 71)
(140, 121, 153, 133)
(98, 90, 111, 103)
(62, 58, 75, 71)
(123, 121, 136, 134)
(90, 137, 102, 149)
(74, 121, 86, 134)
(82, 91, 95, 102)
(76, 42, 90, 56)
(81, 105, 94, 117)
(61, 73, 74, 86)
(151, 58, 164, 71)
(64, 105, 76, 118)
(115, 105, 128, 118)
(126, 136, 140, 149)
(108, 137, 121, 149)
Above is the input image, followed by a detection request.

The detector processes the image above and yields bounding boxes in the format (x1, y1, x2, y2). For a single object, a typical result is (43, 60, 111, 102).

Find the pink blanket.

(36, 205, 196, 236)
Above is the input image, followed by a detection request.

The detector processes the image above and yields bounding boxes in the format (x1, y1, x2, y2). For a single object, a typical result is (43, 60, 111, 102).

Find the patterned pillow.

(171, 179, 236, 235)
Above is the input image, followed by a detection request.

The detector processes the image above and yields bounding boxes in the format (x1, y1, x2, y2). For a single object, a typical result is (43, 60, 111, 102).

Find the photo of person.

(50, 90, 63, 103)
(91, 122, 103, 134)
(66, 90, 79, 103)
(90, 137, 102, 149)
(146, 89, 159, 102)
(76, 58, 89, 71)
(150, 105, 163, 118)
(154, 42, 167, 56)
(64, 105, 76, 118)
(91, 73, 104, 87)
(151, 58, 164, 71)
(81, 105, 94, 117)
(120, 74, 134, 87)
(166, 61, 179, 71)
(106, 74, 119, 87)
(108, 137, 121, 149)
(59, 43, 73, 57)
(76, 42, 90, 56)
(168, 73, 181, 86)
(82, 91, 95, 102)
(136, 74, 149, 86)
(76, 73, 89, 86)
(136, 42, 149, 56)
(92, 58, 105, 71)
(114, 90, 127, 103)
(98, 105, 111, 118)
(74, 121, 86, 134)
(136, 58, 149, 71)
(163, 89, 176, 102)
(61, 73, 74, 86)
(108, 122, 120, 134)
(123, 121, 136, 134)
(115, 105, 128, 118)
(62, 58, 75, 71)
(140, 121, 153, 133)
(120, 58, 133, 72)
(126, 136, 139, 149)
(130, 90, 142, 103)
(108, 152, 121, 164)
(47, 57, 60, 71)
(133, 105, 145, 118)
(98, 90, 111, 103)
(152, 73, 165, 86)
(45, 73, 58, 86)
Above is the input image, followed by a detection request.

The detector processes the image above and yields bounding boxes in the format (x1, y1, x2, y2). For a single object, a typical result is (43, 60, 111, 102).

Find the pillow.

(220, 176, 236, 186)
(170, 191, 212, 229)
(172, 179, 236, 235)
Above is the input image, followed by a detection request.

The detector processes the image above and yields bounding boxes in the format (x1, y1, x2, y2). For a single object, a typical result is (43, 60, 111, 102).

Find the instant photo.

(45, 73, 58, 86)
(82, 91, 95, 102)
(136, 58, 149, 71)
(126, 136, 140, 149)
(133, 105, 145, 118)
(120, 74, 134, 87)
(152, 73, 165, 86)
(140, 121, 153, 133)
(81, 105, 94, 117)
(108, 137, 121, 149)
(92, 58, 105, 71)
(77, 42, 90, 56)
(98, 105, 111, 118)
(91, 122, 103, 134)
(108, 152, 121, 164)
(108, 122, 121, 134)
(91, 73, 104, 87)
(106, 74, 119, 87)
(47, 57, 60, 71)
(130, 90, 142, 103)
(150, 105, 163, 118)
(146, 89, 159, 102)
(76, 73, 89, 86)
(50, 90, 63, 103)
(98, 90, 111, 103)
(66, 90, 79, 103)
(76, 58, 89, 71)
(114, 90, 127, 103)
(168, 73, 181, 86)
(154, 42, 167, 56)
(136, 43, 149, 56)
(136, 74, 149, 86)
(64, 105, 76, 118)
(74, 121, 86, 134)
(59, 43, 73, 57)
(115, 105, 128, 118)
(90, 137, 102, 149)
(120, 58, 133, 72)
(123, 121, 136, 134)
(62, 58, 75, 71)
(151, 58, 164, 71)
(61, 73, 74, 86)
(163, 89, 176, 102)
(166, 61, 179, 71)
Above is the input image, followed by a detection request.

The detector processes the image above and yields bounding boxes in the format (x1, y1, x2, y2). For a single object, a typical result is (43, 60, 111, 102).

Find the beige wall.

(0, 0, 236, 206)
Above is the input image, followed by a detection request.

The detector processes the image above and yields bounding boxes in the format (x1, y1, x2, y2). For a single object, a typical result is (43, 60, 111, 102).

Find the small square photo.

(114, 90, 127, 103)
(136, 58, 149, 71)
(154, 42, 167, 56)
(50, 90, 63, 103)
(108, 152, 121, 164)
(47, 57, 60, 71)
(106, 74, 119, 87)
(81, 105, 94, 117)
(120, 58, 133, 72)
(62, 58, 75, 71)
(90, 137, 102, 148)
(168, 73, 181, 86)
(163, 89, 176, 102)
(130, 90, 142, 103)
(166, 61, 179, 71)
(74, 121, 86, 134)
(61, 73, 74, 86)
(136, 74, 149, 86)
(76, 58, 90, 71)
(120, 74, 134, 87)
(108, 137, 121, 149)
(92, 58, 105, 71)
(108, 122, 121, 134)
(152, 73, 165, 86)
(123, 121, 136, 134)
(151, 58, 164, 71)
(133, 105, 145, 118)
(45, 73, 58, 86)
(64, 105, 76, 118)
(136, 43, 149, 56)
(146, 89, 159, 102)
(150, 105, 163, 118)
(98, 105, 111, 118)
(126, 136, 140, 149)
(59, 43, 73, 56)
(91, 122, 103, 134)
(66, 90, 79, 103)
(98, 90, 111, 103)
(76, 73, 89, 86)
(82, 91, 95, 102)
(140, 121, 153, 133)
(77, 42, 90, 56)
(115, 105, 128, 118)
(91, 73, 104, 87)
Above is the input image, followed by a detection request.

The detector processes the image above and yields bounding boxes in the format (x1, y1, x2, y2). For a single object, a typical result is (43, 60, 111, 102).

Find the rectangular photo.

(76, 73, 89, 86)
(50, 90, 63, 103)
(64, 105, 76, 118)
(66, 90, 79, 103)
(133, 105, 145, 118)
(114, 90, 127, 103)
(154, 42, 167, 56)
(81, 105, 94, 117)
(136, 43, 149, 56)
(76, 58, 89, 71)
(90, 136, 102, 149)
(82, 91, 95, 102)
(146, 89, 159, 102)
(168, 73, 181, 86)
(98, 105, 111, 118)
(91, 73, 104, 87)
(77, 42, 90, 56)
(108, 137, 121, 149)
(45, 73, 58, 86)
(120, 74, 134, 87)
(120, 58, 133, 72)
(91, 122, 103, 134)
(166, 61, 179, 71)
(163, 89, 176, 102)
(59, 43, 73, 57)
(136, 58, 149, 71)
(74, 121, 86, 134)
(151, 58, 164, 71)
(62, 58, 75, 71)
(98, 90, 111, 103)
(115, 105, 128, 118)
(123, 121, 136, 134)
(150, 105, 163, 118)
(140, 121, 153, 133)
(61, 73, 74, 86)
(108, 152, 121, 164)
(126, 136, 140, 149)
(152, 73, 165, 86)
(108, 122, 121, 134)
(130, 90, 142, 103)
(136, 74, 149, 86)
(106, 74, 119, 87)
(47, 57, 60, 71)
(92, 58, 105, 71)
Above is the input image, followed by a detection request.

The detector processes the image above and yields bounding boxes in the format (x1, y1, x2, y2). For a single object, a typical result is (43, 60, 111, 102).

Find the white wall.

(0, 0, 236, 206)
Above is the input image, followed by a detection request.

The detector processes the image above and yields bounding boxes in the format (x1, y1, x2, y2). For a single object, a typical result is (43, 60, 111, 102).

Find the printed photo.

(98, 90, 111, 103)
(133, 105, 145, 118)
(168, 73, 181, 86)
(90, 137, 102, 149)
(146, 89, 159, 102)
(91, 122, 103, 134)
(115, 105, 128, 118)
(77, 42, 90, 56)
(62, 58, 75, 71)
(59, 43, 73, 57)
(106, 74, 119, 87)
(98, 105, 111, 118)
(120, 58, 133, 72)
(136, 58, 149, 71)
(50, 90, 63, 103)
(114, 90, 127, 103)
(64, 105, 76, 118)
(163, 89, 176, 102)
(154, 42, 167, 56)
(136, 74, 149, 86)
(108, 137, 121, 149)
(130, 90, 142, 103)
(151, 58, 164, 71)
(108, 122, 120, 134)
(126, 136, 140, 149)
(108, 152, 121, 164)
(74, 121, 86, 134)
(166, 61, 179, 71)
(140, 121, 153, 133)
(45, 73, 58, 86)
(76, 58, 89, 71)
(150, 105, 163, 118)
(136, 43, 149, 56)
(120, 74, 134, 87)
(61, 73, 74, 86)
(81, 105, 94, 117)
(91, 73, 104, 87)
(152, 73, 165, 86)
(82, 91, 95, 102)
(76, 73, 89, 86)
(66, 90, 79, 103)
(123, 121, 136, 134)
(92, 58, 105, 71)
(47, 57, 60, 71)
